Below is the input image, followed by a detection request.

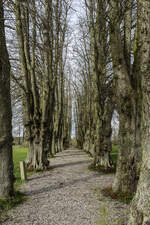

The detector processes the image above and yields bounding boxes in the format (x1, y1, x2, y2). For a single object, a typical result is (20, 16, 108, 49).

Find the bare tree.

(74, 0, 115, 169)
(109, 0, 141, 194)
(128, 0, 150, 223)
(3, 0, 72, 170)
(0, 0, 14, 197)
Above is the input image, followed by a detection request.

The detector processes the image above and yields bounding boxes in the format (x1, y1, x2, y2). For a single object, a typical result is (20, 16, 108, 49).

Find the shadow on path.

(25, 173, 102, 197)
(28, 159, 91, 181)
(51, 160, 90, 169)
(28, 173, 53, 181)
(55, 153, 87, 157)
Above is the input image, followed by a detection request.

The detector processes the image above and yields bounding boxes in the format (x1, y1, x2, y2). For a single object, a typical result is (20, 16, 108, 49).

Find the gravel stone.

(3, 149, 129, 225)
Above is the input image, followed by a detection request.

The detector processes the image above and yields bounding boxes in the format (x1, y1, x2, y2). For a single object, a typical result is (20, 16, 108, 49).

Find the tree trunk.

(26, 134, 50, 170)
(0, 0, 14, 197)
(112, 96, 138, 194)
(88, 0, 114, 170)
(94, 97, 114, 169)
(15, 0, 52, 170)
(110, 0, 140, 194)
(128, 0, 150, 223)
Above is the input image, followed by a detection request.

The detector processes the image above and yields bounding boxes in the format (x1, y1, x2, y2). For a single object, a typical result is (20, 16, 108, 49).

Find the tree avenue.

(0, 0, 14, 197)
(0, 0, 150, 223)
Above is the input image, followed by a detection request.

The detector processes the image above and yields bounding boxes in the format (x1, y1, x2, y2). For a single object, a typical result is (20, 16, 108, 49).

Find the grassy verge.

(13, 146, 29, 188)
(0, 146, 29, 223)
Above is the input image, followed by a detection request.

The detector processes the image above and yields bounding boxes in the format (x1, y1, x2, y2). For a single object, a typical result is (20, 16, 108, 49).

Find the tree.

(128, 0, 150, 223)
(87, 0, 115, 169)
(74, 0, 115, 169)
(0, 0, 14, 197)
(52, 0, 72, 154)
(109, 0, 141, 194)
(10, 0, 72, 170)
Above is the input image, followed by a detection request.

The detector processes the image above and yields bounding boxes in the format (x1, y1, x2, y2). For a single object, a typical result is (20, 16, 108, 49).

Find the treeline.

(74, 0, 150, 224)
(0, 0, 72, 196)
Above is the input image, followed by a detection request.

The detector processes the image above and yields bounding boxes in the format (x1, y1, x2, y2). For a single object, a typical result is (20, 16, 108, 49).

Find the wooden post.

(20, 161, 27, 181)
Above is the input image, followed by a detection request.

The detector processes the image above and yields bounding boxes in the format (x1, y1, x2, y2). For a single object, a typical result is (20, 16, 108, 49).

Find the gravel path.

(3, 149, 129, 225)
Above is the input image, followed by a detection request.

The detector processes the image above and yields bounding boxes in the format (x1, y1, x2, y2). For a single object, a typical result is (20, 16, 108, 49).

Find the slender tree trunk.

(0, 0, 14, 197)
(128, 0, 150, 224)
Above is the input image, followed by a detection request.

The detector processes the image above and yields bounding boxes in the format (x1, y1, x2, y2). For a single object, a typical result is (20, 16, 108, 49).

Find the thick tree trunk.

(128, 0, 150, 224)
(112, 97, 139, 194)
(0, 0, 14, 197)
(26, 137, 50, 170)
(110, 0, 140, 194)
(88, 0, 114, 170)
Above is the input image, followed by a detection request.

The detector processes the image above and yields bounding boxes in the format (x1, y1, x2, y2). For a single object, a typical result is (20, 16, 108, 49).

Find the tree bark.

(110, 0, 140, 194)
(93, 96, 114, 169)
(15, 0, 51, 170)
(128, 0, 150, 224)
(0, 0, 14, 197)
(88, 0, 114, 169)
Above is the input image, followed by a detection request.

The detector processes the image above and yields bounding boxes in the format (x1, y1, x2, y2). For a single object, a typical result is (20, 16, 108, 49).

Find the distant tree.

(74, 0, 115, 169)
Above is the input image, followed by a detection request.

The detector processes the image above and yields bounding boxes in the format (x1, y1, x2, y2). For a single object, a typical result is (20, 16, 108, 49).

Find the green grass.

(13, 146, 28, 188)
